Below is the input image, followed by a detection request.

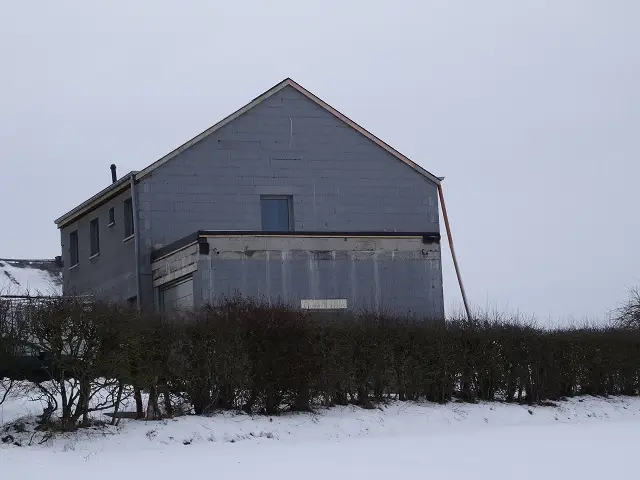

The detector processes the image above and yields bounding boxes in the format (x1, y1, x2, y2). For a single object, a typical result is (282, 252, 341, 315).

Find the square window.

(89, 218, 100, 256)
(124, 198, 134, 238)
(260, 196, 293, 232)
(108, 207, 115, 226)
(69, 230, 79, 267)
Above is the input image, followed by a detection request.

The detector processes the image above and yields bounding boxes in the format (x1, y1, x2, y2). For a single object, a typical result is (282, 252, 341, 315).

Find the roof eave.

(54, 171, 138, 228)
(284, 79, 442, 186)
(135, 79, 293, 180)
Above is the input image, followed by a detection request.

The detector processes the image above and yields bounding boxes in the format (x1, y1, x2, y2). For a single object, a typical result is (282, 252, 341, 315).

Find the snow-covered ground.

(2, 392, 639, 479)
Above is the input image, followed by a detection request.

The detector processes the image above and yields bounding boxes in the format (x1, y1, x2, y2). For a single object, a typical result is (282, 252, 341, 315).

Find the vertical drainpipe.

(130, 174, 141, 311)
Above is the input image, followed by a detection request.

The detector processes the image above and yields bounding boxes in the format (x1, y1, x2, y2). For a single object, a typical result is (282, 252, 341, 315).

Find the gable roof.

(55, 78, 441, 228)
(136, 78, 441, 184)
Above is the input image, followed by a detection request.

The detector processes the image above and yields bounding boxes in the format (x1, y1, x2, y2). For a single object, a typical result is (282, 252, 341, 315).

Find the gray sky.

(1, 1, 638, 323)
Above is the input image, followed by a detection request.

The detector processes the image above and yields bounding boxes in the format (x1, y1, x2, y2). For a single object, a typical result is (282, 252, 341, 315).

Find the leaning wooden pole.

(437, 183, 472, 321)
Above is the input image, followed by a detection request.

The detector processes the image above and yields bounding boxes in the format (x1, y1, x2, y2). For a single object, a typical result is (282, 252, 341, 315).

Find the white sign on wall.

(301, 299, 348, 310)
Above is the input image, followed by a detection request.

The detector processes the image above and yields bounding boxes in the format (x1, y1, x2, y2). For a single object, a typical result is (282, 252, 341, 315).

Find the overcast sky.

(1, 1, 638, 323)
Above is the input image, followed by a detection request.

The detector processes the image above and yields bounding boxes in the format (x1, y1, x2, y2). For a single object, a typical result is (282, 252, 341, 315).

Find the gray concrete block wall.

(136, 85, 439, 253)
(135, 85, 440, 307)
(59, 84, 442, 311)
(151, 244, 198, 287)
(194, 236, 443, 318)
(60, 188, 137, 300)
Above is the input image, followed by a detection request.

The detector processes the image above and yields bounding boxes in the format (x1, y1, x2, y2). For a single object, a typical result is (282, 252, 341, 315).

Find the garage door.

(159, 276, 194, 312)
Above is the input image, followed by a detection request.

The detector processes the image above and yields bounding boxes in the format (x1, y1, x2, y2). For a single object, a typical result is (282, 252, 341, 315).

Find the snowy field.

(2, 393, 640, 479)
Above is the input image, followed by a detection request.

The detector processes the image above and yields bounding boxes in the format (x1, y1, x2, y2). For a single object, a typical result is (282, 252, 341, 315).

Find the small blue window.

(261, 196, 293, 232)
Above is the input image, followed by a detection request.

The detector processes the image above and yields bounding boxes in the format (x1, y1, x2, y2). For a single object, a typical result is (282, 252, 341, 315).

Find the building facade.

(54, 79, 444, 318)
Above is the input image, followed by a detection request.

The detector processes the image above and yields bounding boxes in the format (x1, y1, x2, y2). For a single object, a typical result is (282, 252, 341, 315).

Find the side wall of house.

(60, 188, 137, 300)
(136, 85, 440, 307)
(149, 234, 444, 318)
(195, 235, 444, 318)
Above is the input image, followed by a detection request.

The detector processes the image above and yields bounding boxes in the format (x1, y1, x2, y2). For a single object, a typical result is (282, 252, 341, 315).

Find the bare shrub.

(615, 288, 640, 330)
(25, 298, 137, 430)
(174, 299, 250, 414)
(3, 292, 640, 424)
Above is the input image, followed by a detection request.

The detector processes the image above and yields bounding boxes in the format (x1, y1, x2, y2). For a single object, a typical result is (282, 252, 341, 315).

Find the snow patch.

(2, 391, 640, 452)
(0, 259, 62, 296)
(2, 391, 640, 479)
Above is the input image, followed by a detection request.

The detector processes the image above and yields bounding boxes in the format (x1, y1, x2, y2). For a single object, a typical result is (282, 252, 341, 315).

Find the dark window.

(69, 230, 79, 266)
(108, 207, 115, 226)
(89, 218, 100, 256)
(124, 198, 134, 238)
(260, 196, 293, 232)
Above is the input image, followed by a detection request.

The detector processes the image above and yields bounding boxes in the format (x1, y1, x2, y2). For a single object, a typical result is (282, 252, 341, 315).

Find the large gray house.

(54, 78, 444, 318)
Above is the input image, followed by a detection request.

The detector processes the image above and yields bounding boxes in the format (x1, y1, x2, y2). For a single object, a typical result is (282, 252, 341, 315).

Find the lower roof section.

(150, 230, 441, 263)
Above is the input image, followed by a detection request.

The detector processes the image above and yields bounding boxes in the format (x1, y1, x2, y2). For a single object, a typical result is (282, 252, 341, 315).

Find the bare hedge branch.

(2, 294, 640, 426)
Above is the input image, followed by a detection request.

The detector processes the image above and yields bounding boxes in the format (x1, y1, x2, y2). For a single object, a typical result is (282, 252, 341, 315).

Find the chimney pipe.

(110, 164, 117, 183)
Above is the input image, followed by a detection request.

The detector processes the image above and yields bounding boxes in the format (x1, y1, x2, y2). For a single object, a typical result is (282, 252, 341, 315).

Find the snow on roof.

(0, 259, 63, 296)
